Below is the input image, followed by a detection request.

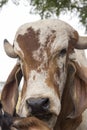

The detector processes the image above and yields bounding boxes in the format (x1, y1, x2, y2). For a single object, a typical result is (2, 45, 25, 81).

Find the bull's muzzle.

(26, 97, 50, 114)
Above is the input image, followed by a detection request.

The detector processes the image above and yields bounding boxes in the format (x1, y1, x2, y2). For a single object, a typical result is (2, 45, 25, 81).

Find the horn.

(75, 36, 87, 49)
(4, 39, 17, 58)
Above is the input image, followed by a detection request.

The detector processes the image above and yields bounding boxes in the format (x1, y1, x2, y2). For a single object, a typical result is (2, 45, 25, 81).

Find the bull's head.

(2, 19, 87, 129)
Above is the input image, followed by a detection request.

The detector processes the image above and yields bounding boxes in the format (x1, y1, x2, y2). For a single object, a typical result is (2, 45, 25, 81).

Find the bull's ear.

(68, 61, 87, 118)
(54, 62, 81, 130)
(1, 63, 22, 116)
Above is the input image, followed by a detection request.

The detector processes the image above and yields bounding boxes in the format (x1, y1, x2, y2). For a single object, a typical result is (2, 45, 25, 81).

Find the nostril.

(42, 98, 50, 109)
(26, 97, 50, 114)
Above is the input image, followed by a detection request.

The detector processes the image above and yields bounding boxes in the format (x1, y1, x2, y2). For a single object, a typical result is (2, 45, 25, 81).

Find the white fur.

(54, 53, 67, 97)
(18, 70, 61, 117)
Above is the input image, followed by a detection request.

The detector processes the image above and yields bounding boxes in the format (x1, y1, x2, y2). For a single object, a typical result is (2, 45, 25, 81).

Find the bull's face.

(14, 27, 68, 127)
(2, 19, 87, 129)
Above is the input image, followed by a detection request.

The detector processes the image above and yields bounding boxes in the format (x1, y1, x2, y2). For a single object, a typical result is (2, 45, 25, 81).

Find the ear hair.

(1, 64, 22, 115)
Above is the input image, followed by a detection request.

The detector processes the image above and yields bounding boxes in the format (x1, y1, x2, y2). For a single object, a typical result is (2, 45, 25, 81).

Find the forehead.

(14, 19, 74, 62)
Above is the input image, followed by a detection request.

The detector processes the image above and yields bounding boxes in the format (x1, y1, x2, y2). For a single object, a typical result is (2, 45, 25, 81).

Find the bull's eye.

(59, 48, 67, 57)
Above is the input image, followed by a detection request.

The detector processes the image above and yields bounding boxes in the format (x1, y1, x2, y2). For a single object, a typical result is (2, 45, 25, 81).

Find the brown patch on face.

(45, 30, 56, 46)
(17, 27, 41, 70)
(69, 31, 78, 48)
(18, 27, 40, 52)
(16, 27, 42, 97)
(45, 30, 56, 57)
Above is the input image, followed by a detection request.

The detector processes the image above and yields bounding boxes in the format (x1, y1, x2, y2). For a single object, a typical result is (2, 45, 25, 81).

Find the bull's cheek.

(49, 94, 61, 116)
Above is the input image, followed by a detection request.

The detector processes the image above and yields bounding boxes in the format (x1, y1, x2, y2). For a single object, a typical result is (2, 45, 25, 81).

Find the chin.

(29, 112, 57, 129)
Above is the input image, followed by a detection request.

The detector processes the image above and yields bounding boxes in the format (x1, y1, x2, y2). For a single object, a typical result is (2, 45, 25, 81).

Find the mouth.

(28, 112, 57, 128)
(32, 112, 53, 121)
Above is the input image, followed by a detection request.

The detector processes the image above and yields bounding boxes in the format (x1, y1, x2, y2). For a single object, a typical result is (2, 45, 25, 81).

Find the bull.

(2, 19, 87, 130)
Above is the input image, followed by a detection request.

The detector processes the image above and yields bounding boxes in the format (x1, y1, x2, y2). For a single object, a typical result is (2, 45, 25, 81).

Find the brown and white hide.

(2, 19, 87, 130)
